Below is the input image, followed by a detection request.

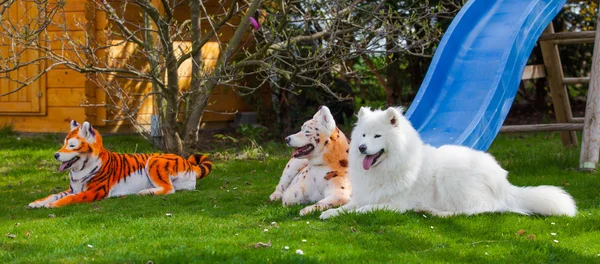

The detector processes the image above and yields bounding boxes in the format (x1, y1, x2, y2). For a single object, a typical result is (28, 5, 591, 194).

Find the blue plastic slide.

(405, 0, 566, 151)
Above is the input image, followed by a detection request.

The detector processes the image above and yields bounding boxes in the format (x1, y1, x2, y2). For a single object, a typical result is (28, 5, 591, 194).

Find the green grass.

(1, 130, 599, 263)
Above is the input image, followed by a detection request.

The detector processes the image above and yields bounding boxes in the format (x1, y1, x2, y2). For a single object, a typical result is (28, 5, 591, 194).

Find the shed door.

(0, 0, 44, 114)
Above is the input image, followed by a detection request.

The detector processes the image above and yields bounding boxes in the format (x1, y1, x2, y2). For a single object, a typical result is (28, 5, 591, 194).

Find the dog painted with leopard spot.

(269, 106, 351, 216)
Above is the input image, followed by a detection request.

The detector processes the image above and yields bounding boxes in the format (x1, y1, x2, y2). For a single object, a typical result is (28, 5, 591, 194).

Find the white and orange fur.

(28, 120, 212, 208)
(269, 106, 351, 216)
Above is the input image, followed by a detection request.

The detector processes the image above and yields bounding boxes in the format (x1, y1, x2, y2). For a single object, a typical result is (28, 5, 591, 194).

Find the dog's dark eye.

(374, 135, 381, 138)
(362, 134, 365, 137)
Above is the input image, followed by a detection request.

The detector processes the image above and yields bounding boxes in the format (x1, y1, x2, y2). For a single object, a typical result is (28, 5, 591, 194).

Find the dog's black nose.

(285, 137, 291, 144)
(359, 144, 367, 154)
(54, 153, 60, 160)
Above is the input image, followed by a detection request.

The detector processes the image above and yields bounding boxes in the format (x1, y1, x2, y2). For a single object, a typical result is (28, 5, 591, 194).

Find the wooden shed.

(0, 0, 256, 133)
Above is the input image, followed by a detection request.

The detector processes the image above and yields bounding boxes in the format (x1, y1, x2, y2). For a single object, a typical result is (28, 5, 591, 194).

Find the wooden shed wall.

(0, 0, 255, 133)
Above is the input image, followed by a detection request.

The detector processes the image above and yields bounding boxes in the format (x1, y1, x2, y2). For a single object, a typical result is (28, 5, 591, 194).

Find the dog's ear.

(78, 121, 97, 142)
(385, 107, 399, 126)
(357, 107, 369, 119)
(317, 106, 336, 131)
(70, 120, 80, 131)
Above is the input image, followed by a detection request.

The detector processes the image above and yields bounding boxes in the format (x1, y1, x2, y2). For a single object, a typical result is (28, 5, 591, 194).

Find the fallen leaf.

(561, 180, 569, 187)
(351, 227, 357, 233)
(25, 231, 30, 238)
(5, 233, 16, 239)
(526, 235, 536, 240)
(516, 229, 526, 236)
(254, 241, 272, 248)
(14, 223, 20, 227)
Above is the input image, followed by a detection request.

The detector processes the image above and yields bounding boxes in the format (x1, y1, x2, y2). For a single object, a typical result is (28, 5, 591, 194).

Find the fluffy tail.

(510, 185, 576, 216)
(187, 154, 213, 179)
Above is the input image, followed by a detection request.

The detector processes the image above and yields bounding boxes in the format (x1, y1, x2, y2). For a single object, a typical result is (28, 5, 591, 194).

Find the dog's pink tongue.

(291, 149, 300, 158)
(363, 155, 376, 170)
(58, 162, 68, 172)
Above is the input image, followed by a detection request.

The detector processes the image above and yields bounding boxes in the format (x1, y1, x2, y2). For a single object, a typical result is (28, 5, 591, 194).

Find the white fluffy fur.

(320, 107, 577, 219)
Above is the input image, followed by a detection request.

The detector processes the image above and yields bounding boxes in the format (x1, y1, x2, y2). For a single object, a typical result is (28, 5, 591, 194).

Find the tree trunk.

(181, 0, 207, 157)
(159, 18, 184, 154)
(181, 0, 262, 156)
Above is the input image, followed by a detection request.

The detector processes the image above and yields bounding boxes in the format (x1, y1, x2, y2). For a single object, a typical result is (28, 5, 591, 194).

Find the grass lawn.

(1, 129, 599, 263)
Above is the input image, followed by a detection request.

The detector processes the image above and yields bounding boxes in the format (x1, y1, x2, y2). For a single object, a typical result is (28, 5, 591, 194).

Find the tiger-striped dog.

(28, 120, 212, 208)
(269, 106, 351, 216)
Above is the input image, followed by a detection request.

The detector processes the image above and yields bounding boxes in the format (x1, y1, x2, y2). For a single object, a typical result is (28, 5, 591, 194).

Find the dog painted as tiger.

(28, 120, 212, 208)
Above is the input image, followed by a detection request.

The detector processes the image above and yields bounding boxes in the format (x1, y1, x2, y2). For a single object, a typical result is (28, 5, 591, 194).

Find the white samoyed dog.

(320, 107, 576, 219)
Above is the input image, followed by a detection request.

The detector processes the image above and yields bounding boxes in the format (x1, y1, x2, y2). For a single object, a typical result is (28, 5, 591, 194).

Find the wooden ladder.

(500, 5, 600, 171)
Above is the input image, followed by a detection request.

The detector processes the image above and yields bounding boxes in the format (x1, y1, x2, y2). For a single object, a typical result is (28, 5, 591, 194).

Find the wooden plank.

(579, 9, 600, 171)
(540, 24, 578, 146)
(500, 123, 583, 133)
(47, 88, 86, 107)
(553, 38, 595, 44)
(47, 31, 87, 50)
(47, 69, 87, 88)
(0, 107, 86, 132)
(539, 31, 595, 41)
(563, 77, 590, 85)
(47, 11, 86, 31)
(49, 0, 87, 12)
(522, 64, 546, 80)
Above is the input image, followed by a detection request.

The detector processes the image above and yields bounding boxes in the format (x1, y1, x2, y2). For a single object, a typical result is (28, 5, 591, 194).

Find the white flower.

(264, 228, 268, 232)
(296, 249, 304, 255)
(551, 222, 556, 225)
(551, 233, 557, 236)
(553, 240, 559, 243)
(302, 239, 307, 243)
(87, 244, 93, 248)
(284, 246, 289, 250)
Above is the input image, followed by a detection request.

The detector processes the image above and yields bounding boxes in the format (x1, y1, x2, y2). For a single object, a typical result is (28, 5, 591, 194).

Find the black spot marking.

(316, 138, 320, 144)
(341, 186, 345, 189)
(324, 140, 329, 146)
(324, 171, 338, 180)
(339, 159, 348, 167)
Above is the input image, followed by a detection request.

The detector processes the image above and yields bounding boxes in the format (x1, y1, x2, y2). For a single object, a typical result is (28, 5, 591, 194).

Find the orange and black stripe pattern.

(34, 123, 213, 207)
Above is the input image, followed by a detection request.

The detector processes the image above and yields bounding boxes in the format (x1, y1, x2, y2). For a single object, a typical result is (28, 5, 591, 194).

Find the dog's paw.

(28, 201, 46, 209)
(43, 202, 58, 208)
(299, 206, 315, 216)
(269, 192, 282, 201)
(319, 208, 340, 220)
